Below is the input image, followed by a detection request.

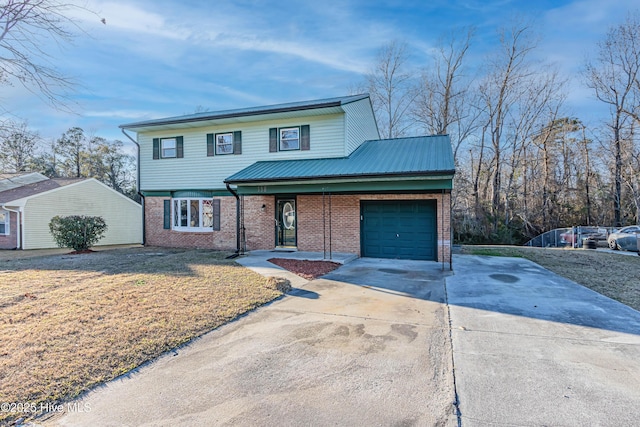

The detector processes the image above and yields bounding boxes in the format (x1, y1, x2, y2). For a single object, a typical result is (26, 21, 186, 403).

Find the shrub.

(49, 215, 108, 251)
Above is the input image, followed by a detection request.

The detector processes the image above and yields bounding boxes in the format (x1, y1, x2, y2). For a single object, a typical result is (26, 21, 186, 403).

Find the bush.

(49, 215, 108, 251)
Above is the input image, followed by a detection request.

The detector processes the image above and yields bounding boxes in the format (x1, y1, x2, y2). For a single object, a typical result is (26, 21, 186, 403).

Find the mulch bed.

(68, 249, 96, 255)
(267, 258, 342, 280)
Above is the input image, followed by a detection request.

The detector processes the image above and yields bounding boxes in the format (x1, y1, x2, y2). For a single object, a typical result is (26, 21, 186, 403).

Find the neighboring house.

(0, 177, 142, 250)
(120, 94, 455, 262)
(0, 172, 49, 191)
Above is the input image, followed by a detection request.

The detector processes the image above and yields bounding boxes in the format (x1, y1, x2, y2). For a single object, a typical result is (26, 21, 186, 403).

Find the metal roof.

(120, 94, 370, 131)
(225, 135, 455, 184)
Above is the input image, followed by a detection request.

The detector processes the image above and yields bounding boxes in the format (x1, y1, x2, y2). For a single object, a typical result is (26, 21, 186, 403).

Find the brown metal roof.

(0, 178, 85, 204)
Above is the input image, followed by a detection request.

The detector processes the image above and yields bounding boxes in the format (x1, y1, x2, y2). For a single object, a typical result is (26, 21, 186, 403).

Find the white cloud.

(84, 109, 163, 119)
(78, 1, 381, 74)
(77, 1, 191, 40)
(209, 34, 368, 74)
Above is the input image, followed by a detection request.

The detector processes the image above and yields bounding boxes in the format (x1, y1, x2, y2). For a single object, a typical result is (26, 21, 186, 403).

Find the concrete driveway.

(44, 254, 456, 427)
(447, 255, 640, 426)
(41, 251, 640, 427)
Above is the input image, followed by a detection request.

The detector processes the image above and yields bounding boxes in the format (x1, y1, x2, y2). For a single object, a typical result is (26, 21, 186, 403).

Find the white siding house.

(119, 94, 455, 264)
(0, 178, 142, 250)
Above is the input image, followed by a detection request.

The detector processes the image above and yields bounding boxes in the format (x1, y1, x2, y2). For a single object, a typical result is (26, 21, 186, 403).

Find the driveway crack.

(444, 277, 462, 427)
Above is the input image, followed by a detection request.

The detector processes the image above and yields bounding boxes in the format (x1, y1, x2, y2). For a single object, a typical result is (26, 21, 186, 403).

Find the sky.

(1, 0, 639, 150)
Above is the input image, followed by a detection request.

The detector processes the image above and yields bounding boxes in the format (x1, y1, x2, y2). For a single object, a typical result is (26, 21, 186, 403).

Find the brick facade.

(0, 211, 18, 249)
(145, 196, 237, 250)
(295, 193, 451, 262)
(242, 195, 275, 251)
(144, 193, 451, 262)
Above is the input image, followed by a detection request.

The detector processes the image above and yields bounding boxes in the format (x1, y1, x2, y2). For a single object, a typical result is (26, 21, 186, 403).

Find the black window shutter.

(212, 199, 221, 231)
(206, 133, 214, 156)
(301, 125, 310, 151)
(269, 128, 278, 152)
(233, 131, 242, 155)
(163, 200, 171, 229)
(176, 136, 184, 158)
(153, 138, 160, 159)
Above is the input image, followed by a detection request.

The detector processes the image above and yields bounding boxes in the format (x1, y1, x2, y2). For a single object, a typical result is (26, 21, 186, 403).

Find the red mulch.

(67, 249, 96, 255)
(267, 258, 341, 280)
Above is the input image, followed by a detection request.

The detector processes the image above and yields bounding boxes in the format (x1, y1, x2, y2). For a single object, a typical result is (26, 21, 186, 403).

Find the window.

(0, 210, 8, 235)
(269, 125, 309, 152)
(216, 133, 233, 155)
(207, 131, 241, 156)
(172, 198, 217, 231)
(153, 136, 183, 159)
(279, 127, 300, 151)
(161, 138, 177, 158)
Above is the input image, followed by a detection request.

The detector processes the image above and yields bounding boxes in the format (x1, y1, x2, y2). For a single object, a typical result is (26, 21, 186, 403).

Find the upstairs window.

(0, 210, 8, 235)
(207, 131, 242, 156)
(216, 133, 233, 155)
(161, 138, 177, 158)
(269, 125, 310, 152)
(280, 127, 300, 151)
(153, 136, 184, 159)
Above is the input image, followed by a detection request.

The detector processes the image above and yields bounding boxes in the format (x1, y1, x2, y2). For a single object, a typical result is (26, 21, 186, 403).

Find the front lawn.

(0, 247, 283, 424)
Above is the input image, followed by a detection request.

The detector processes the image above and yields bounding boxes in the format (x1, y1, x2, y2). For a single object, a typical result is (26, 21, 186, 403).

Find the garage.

(360, 200, 437, 260)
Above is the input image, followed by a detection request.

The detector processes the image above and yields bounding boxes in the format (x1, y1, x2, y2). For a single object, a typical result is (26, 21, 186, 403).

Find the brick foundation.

(144, 193, 452, 262)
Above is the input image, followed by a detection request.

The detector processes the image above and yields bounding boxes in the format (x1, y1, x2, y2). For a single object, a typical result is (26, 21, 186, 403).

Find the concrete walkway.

(446, 255, 640, 426)
(44, 252, 456, 427)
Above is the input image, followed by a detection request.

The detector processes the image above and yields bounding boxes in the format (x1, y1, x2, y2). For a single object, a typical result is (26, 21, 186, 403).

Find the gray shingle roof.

(225, 135, 455, 184)
(120, 94, 370, 130)
(0, 178, 85, 204)
(0, 172, 49, 191)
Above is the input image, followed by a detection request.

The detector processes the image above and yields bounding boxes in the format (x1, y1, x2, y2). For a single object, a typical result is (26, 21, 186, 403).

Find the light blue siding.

(343, 97, 380, 154)
(139, 114, 345, 191)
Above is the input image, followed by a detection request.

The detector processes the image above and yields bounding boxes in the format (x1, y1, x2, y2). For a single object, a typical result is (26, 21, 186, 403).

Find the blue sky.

(2, 0, 638, 148)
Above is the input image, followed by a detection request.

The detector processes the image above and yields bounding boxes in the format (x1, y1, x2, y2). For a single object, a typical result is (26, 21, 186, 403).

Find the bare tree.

(0, 120, 40, 171)
(584, 13, 640, 226)
(0, 0, 100, 110)
(478, 24, 538, 229)
(86, 137, 136, 197)
(413, 27, 478, 158)
(55, 126, 86, 177)
(367, 41, 416, 138)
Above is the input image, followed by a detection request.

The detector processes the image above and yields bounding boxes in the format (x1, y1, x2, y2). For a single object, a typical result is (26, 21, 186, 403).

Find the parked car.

(560, 227, 608, 247)
(607, 225, 640, 251)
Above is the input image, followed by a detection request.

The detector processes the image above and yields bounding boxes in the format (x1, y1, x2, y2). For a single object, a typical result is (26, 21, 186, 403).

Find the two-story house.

(120, 94, 454, 263)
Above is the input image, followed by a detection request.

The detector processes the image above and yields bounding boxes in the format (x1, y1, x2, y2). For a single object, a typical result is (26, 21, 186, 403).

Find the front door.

(276, 198, 296, 247)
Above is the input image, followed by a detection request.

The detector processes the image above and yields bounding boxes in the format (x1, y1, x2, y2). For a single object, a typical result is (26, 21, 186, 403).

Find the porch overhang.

(224, 134, 456, 195)
(229, 174, 454, 195)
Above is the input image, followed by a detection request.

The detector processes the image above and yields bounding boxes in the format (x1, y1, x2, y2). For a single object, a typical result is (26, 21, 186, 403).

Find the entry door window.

(276, 199, 296, 247)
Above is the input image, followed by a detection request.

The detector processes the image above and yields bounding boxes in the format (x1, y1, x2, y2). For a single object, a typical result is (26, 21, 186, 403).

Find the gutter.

(3, 206, 21, 249)
(121, 129, 146, 245)
(117, 96, 368, 130)
(225, 170, 457, 185)
(225, 183, 241, 257)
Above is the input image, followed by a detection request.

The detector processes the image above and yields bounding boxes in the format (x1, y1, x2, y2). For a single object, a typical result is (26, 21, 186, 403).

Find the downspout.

(225, 183, 241, 256)
(441, 188, 445, 272)
(3, 206, 21, 249)
(121, 129, 145, 245)
(449, 189, 453, 271)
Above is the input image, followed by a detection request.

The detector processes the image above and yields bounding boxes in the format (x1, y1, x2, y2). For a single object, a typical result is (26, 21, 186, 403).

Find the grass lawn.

(461, 245, 640, 312)
(0, 247, 283, 424)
